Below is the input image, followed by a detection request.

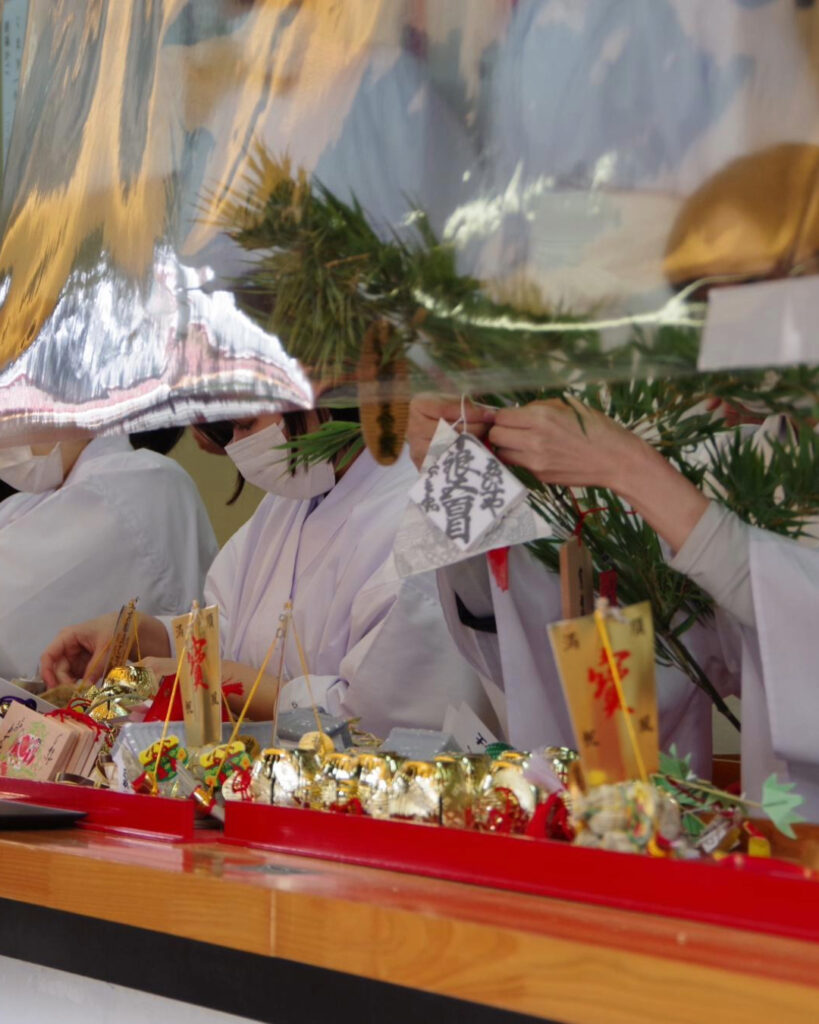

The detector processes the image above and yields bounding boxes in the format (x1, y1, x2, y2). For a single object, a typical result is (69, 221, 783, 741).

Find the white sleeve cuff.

(668, 501, 755, 628)
(278, 674, 347, 717)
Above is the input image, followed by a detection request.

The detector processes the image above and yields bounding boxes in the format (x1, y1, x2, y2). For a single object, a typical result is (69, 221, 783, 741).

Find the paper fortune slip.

(396, 420, 552, 576)
(547, 601, 659, 784)
(408, 429, 527, 551)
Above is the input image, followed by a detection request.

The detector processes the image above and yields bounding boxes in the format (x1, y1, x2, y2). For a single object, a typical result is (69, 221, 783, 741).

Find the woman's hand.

(488, 397, 645, 491)
(40, 613, 120, 689)
(135, 656, 180, 681)
(40, 612, 171, 689)
(489, 397, 708, 553)
(407, 394, 494, 470)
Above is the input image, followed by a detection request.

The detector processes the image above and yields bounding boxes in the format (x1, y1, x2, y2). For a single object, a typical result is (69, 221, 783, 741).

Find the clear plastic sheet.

(1, 0, 818, 437)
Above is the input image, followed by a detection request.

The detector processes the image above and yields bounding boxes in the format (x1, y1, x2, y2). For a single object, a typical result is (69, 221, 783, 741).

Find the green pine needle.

(221, 149, 819, 730)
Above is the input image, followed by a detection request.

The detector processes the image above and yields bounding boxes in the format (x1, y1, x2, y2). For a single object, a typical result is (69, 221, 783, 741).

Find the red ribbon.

(486, 547, 510, 591)
(145, 676, 243, 723)
(525, 793, 575, 842)
(570, 505, 609, 545)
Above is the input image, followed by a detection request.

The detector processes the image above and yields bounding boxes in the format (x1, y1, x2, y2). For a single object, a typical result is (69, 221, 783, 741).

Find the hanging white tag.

(442, 701, 499, 754)
(395, 420, 552, 577)
(408, 425, 527, 551)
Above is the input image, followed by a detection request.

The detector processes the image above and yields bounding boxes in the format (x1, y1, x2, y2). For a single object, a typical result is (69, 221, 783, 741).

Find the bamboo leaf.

(761, 774, 806, 839)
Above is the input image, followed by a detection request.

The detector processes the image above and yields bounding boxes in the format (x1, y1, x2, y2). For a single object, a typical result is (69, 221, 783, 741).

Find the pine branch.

(275, 420, 364, 470)
(219, 149, 819, 730)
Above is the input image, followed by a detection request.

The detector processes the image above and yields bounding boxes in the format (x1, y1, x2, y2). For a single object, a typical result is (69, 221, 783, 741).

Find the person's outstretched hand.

(407, 394, 494, 470)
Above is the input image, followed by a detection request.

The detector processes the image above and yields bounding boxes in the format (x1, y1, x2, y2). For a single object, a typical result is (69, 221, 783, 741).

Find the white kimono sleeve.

(279, 555, 488, 737)
(751, 534, 819, 768)
(434, 556, 505, 688)
(669, 502, 819, 814)
(669, 501, 754, 629)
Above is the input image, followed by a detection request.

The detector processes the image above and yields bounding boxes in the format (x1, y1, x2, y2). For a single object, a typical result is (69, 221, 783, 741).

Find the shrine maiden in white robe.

(203, 449, 488, 737)
(669, 503, 819, 822)
(436, 549, 714, 778)
(0, 436, 218, 681)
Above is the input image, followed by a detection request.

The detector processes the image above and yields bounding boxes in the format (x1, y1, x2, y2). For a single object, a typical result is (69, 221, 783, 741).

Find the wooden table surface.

(1, 828, 819, 1023)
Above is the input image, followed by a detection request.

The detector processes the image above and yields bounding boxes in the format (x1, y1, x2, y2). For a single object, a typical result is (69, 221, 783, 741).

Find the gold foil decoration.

(356, 752, 400, 818)
(312, 752, 360, 811)
(298, 730, 335, 756)
(475, 755, 538, 833)
(547, 601, 659, 785)
(85, 665, 158, 723)
(388, 760, 442, 822)
(247, 746, 289, 805)
(0, 1, 393, 367)
(268, 748, 322, 807)
(540, 746, 580, 787)
(432, 754, 473, 829)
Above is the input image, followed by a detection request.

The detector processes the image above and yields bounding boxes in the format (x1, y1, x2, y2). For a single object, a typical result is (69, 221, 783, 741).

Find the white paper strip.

(699, 276, 819, 370)
(395, 420, 552, 577)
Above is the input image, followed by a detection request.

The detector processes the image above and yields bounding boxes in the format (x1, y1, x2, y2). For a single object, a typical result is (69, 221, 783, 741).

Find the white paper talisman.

(395, 420, 553, 577)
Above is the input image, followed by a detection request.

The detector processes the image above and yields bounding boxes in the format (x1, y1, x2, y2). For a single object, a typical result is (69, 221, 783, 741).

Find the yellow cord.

(227, 630, 281, 746)
(271, 613, 290, 747)
(221, 689, 235, 725)
(286, 601, 325, 736)
(593, 608, 648, 784)
(133, 612, 142, 663)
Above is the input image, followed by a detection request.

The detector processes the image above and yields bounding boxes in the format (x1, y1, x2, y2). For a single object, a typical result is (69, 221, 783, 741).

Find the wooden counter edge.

(1, 834, 818, 1024)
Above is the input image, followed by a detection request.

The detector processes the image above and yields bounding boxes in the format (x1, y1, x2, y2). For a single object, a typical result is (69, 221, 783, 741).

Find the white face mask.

(226, 422, 335, 499)
(0, 444, 65, 493)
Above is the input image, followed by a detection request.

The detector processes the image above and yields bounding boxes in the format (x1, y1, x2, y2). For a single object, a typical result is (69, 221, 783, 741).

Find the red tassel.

(145, 675, 242, 723)
(143, 674, 184, 723)
(487, 547, 510, 591)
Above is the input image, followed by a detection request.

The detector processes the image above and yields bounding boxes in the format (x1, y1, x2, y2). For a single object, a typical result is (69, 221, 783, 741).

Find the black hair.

(192, 421, 245, 505)
(129, 427, 185, 456)
(192, 420, 234, 450)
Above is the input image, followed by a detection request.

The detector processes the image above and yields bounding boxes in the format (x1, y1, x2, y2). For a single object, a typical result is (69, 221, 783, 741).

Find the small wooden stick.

(84, 640, 112, 684)
(132, 613, 142, 663)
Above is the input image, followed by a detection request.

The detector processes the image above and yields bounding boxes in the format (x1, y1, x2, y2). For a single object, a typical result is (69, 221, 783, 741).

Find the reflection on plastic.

(0, 0, 819, 437)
